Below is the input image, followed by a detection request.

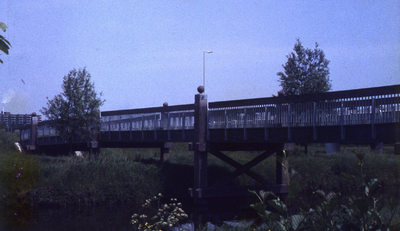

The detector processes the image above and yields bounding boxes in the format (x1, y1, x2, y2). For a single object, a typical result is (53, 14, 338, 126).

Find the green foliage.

(0, 151, 40, 207)
(278, 38, 331, 95)
(250, 190, 308, 231)
(250, 151, 308, 231)
(131, 193, 188, 230)
(32, 149, 162, 207)
(0, 129, 19, 152)
(40, 67, 104, 144)
(250, 150, 400, 230)
(0, 131, 39, 206)
(0, 22, 11, 64)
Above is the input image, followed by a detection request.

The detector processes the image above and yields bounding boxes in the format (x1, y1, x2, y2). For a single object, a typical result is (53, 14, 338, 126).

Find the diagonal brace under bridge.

(208, 147, 280, 188)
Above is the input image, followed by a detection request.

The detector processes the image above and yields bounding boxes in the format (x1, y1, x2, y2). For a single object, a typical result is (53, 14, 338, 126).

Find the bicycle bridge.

(19, 84, 400, 202)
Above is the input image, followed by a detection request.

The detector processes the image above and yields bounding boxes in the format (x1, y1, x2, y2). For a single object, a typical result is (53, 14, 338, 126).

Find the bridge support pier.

(190, 87, 290, 205)
(160, 142, 173, 162)
(276, 149, 288, 185)
(88, 141, 99, 160)
(395, 143, 400, 155)
(192, 89, 209, 205)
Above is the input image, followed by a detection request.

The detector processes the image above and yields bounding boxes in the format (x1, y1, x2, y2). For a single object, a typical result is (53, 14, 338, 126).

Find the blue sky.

(1, 0, 399, 115)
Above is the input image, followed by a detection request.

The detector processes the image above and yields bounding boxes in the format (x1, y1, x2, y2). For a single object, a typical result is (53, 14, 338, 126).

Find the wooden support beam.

(30, 114, 38, 150)
(193, 91, 208, 204)
(209, 150, 274, 187)
(160, 142, 173, 162)
(276, 150, 288, 185)
(195, 184, 288, 198)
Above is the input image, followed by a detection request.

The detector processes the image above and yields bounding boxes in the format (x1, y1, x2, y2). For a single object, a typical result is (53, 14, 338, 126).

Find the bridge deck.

(19, 84, 400, 150)
(98, 84, 399, 149)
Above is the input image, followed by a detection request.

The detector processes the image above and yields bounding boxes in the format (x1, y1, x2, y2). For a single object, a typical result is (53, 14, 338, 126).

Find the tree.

(40, 68, 105, 150)
(277, 38, 331, 96)
(0, 22, 11, 64)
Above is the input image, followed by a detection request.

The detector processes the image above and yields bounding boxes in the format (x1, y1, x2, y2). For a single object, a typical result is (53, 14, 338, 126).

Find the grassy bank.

(1, 130, 400, 229)
(1, 136, 399, 209)
(31, 150, 162, 207)
(0, 131, 163, 208)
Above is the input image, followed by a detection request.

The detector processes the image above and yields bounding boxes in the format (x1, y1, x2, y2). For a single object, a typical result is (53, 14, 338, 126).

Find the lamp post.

(203, 51, 213, 92)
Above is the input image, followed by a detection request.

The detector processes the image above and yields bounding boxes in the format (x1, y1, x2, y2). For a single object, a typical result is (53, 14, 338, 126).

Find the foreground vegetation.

(1, 129, 400, 230)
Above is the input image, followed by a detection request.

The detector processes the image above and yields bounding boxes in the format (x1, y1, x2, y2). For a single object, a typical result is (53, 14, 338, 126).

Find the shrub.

(0, 151, 40, 206)
(131, 193, 188, 230)
(250, 151, 400, 230)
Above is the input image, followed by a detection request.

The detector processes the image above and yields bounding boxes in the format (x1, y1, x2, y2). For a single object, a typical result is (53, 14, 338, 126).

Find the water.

(0, 197, 258, 230)
(1, 205, 135, 231)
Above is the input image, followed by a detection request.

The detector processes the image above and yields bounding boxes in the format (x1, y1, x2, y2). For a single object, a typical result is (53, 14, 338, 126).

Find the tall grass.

(282, 146, 400, 217)
(0, 130, 40, 205)
(1, 128, 399, 228)
(32, 149, 163, 207)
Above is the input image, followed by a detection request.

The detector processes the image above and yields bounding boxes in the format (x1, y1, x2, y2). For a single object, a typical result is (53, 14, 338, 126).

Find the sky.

(0, 0, 399, 116)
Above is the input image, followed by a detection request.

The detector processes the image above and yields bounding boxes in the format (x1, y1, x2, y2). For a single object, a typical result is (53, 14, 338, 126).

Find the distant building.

(0, 111, 42, 131)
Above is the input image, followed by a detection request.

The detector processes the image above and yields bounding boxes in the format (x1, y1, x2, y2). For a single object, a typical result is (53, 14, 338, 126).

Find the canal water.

(1, 205, 136, 231)
(1, 201, 258, 231)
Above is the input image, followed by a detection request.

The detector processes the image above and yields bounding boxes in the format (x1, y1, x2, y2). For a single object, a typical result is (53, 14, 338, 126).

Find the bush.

(0, 151, 40, 206)
(250, 151, 400, 230)
(131, 193, 188, 230)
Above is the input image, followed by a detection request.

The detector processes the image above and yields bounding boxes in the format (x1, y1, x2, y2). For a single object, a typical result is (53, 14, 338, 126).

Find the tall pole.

(193, 86, 208, 204)
(203, 51, 213, 92)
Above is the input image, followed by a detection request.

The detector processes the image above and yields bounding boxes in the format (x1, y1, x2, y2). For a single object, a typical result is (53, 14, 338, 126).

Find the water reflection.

(1, 205, 135, 231)
(0, 198, 257, 230)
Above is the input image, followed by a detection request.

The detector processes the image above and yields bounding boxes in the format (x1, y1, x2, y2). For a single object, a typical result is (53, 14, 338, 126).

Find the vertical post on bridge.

(276, 149, 288, 186)
(159, 103, 171, 162)
(193, 86, 208, 205)
(28, 112, 38, 152)
(160, 142, 173, 162)
(89, 121, 100, 160)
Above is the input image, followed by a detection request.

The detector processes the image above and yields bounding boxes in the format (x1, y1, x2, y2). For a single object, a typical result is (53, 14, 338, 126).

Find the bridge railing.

(19, 120, 66, 147)
(208, 85, 400, 129)
(36, 121, 59, 138)
(35, 120, 67, 145)
(19, 85, 400, 147)
(100, 104, 195, 132)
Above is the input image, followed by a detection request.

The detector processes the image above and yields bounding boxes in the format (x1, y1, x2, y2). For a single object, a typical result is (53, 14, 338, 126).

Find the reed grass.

(1, 129, 399, 213)
(32, 150, 163, 207)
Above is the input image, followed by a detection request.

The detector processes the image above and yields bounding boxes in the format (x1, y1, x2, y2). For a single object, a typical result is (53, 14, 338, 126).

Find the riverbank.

(1, 130, 400, 229)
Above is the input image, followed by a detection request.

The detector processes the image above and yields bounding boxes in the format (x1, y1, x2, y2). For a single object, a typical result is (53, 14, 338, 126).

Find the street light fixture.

(203, 50, 213, 92)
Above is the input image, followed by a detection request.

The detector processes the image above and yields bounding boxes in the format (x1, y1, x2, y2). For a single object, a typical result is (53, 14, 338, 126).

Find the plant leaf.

(0, 39, 11, 55)
(366, 178, 379, 198)
(250, 202, 267, 214)
(268, 199, 287, 215)
(0, 22, 7, 32)
(291, 214, 306, 230)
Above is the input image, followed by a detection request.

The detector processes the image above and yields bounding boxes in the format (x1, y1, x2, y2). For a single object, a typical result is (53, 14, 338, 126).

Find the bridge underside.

(209, 123, 399, 145)
(96, 123, 398, 201)
(189, 142, 289, 199)
(22, 114, 400, 202)
(97, 123, 398, 148)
